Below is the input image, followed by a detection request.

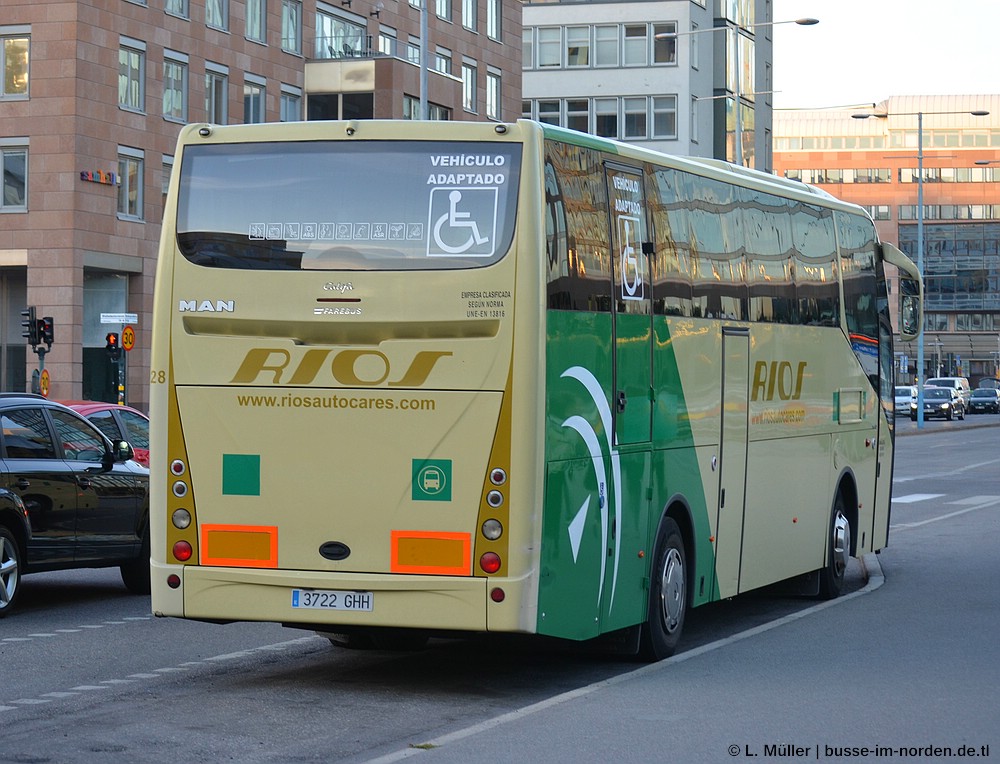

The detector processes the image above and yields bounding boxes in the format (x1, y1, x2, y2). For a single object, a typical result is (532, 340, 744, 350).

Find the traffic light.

(39, 316, 54, 347)
(105, 332, 121, 361)
(21, 306, 38, 346)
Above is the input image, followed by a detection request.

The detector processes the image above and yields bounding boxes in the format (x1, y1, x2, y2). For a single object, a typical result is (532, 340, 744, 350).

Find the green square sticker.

(222, 454, 261, 496)
(412, 459, 452, 501)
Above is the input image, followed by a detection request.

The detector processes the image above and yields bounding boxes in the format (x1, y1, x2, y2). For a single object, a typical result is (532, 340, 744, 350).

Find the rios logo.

(230, 348, 452, 386)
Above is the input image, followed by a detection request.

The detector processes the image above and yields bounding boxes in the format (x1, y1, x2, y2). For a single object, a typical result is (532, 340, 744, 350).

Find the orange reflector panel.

(200, 524, 278, 568)
(390, 530, 471, 575)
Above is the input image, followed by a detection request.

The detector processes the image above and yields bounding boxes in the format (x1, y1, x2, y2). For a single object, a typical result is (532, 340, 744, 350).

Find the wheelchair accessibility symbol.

(427, 187, 498, 257)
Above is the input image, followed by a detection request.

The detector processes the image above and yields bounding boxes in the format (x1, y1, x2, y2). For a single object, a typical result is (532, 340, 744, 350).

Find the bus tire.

(1, 526, 24, 618)
(816, 494, 851, 599)
(637, 517, 687, 661)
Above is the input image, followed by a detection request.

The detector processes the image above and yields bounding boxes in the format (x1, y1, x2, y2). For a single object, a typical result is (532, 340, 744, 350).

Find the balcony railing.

(314, 34, 378, 60)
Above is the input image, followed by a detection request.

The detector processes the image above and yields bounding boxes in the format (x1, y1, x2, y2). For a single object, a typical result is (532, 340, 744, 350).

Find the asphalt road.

(2, 417, 998, 763)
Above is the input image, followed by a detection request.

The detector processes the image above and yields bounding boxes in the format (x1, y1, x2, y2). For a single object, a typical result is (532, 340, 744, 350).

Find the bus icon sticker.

(412, 459, 452, 501)
(427, 187, 498, 257)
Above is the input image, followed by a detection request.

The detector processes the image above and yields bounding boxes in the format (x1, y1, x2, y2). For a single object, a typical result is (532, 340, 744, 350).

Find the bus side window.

(544, 143, 612, 312)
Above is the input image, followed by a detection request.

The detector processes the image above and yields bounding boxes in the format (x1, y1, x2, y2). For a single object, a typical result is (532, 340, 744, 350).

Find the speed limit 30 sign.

(121, 325, 136, 352)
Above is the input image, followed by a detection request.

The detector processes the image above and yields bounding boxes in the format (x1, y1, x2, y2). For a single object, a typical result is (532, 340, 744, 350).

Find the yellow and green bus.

(150, 119, 922, 660)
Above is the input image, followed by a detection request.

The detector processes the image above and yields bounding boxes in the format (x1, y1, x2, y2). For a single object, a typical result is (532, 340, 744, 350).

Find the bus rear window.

(175, 140, 521, 271)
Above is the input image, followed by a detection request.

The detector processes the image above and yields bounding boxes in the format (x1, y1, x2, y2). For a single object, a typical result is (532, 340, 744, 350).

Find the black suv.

(0, 394, 149, 617)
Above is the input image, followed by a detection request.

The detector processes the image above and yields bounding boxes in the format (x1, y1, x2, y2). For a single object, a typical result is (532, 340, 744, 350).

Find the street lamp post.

(656, 17, 817, 167)
(853, 106, 989, 427)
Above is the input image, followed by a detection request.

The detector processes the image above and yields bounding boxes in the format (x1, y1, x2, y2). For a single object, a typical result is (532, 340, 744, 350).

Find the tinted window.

(119, 411, 150, 449)
(86, 409, 123, 442)
(1, 409, 56, 459)
(177, 140, 521, 271)
(49, 410, 107, 462)
(544, 143, 612, 311)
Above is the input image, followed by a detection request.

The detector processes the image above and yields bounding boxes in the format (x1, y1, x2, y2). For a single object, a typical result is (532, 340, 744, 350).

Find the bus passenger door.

(605, 164, 651, 446)
(602, 163, 652, 632)
(713, 327, 750, 599)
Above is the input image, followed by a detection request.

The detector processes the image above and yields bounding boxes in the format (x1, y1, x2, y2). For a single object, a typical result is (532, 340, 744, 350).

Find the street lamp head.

(971, 110, 990, 117)
(794, 18, 820, 25)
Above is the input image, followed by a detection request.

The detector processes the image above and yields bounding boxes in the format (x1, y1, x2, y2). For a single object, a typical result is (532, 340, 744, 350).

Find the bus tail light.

(479, 552, 501, 574)
(167, 574, 181, 589)
(173, 540, 193, 562)
(490, 587, 505, 602)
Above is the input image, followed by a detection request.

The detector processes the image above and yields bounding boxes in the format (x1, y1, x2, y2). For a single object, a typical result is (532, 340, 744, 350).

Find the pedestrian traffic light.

(39, 316, 54, 347)
(21, 306, 38, 346)
(105, 331, 121, 361)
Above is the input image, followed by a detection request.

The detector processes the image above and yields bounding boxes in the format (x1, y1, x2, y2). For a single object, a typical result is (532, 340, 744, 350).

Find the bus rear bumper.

(151, 561, 535, 633)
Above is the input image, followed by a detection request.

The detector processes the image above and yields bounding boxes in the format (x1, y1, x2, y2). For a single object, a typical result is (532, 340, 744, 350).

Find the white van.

(925, 376, 971, 405)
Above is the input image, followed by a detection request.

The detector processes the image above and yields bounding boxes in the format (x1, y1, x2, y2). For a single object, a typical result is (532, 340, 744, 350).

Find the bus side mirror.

(899, 277, 921, 340)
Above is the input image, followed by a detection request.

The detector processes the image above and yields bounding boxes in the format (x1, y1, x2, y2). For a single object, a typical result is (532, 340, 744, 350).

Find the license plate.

(291, 589, 373, 611)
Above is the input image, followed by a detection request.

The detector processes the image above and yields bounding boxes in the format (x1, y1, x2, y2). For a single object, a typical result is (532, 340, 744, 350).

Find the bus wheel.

(638, 517, 687, 661)
(0, 527, 24, 618)
(817, 495, 851, 599)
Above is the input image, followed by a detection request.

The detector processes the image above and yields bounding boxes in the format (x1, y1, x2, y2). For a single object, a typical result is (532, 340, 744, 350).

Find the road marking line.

(69, 686, 108, 691)
(892, 497, 1000, 530)
(891, 493, 944, 503)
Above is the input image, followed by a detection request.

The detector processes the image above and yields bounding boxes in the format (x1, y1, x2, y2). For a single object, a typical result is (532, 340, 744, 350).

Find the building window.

(244, 76, 266, 123)
(378, 26, 397, 56)
(594, 25, 618, 67)
(653, 23, 677, 64)
(406, 36, 420, 65)
(162, 155, 173, 209)
(690, 95, 698, 143)
(566, 26, 589, 67)
(623, 24, 648, 66)
(205, 64, 228, 123)
(118, 147, 144, 220)
(462, 0, 476, 32)
(404, 95, 451, 120)
(566, 99, 588, 132)
(247, 0, 266, 43)
(522, 27, 533, 69)
(653, 95, 678, 139)
(1, 143, 27, 211)
(2, 29, 30, 98)
(623, 97, 647, 139)
(162, 52, 188, 122)
(462, 62, 477, 113)
(486, 68, 501, 120)
(164, 0, 189, 19)
(537, 100, 559, 125)
(486, 0, 500, 40)
(537, 28, 560, 68)
(595, 97, 617, 138)
(435, 0, 451, 23)
(118, 38, 145, 112)
(282, 0, 302, 54)
(434, 47, 452, 75)
(281, 85, 301, 121)
(206, 0, 229, 31)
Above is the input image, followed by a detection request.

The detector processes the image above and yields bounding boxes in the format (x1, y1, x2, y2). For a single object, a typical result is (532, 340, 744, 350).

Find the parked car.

(894, 385, 916, 415)
(967, 387, 1000, 414)
(0, 394, 149, 617)
(911, 387, 966, 421)
(60, 401, 149, 468)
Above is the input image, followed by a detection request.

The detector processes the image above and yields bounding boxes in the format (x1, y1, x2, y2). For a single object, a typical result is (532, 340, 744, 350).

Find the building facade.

(773, 95, 1000, 385)
(521, 0, 777, 170)
(0, 0, 521, 410)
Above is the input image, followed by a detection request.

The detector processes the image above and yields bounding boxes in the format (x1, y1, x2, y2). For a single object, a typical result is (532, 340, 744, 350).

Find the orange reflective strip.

(391, 530, 471, 576)
(200, 524, 278, 568)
